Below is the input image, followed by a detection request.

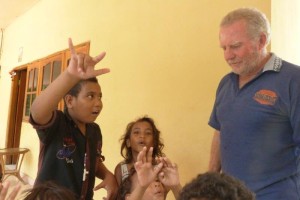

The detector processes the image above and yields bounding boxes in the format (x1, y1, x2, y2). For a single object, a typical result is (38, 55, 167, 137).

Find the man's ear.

(258, 33, 267, 49)
(64, 94, 74, 108)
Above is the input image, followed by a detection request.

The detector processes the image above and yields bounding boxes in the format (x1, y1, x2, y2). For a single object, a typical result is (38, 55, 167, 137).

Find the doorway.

(6, 68, 27, 149)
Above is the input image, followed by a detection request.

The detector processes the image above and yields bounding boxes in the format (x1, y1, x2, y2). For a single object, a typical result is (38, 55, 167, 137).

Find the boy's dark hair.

(23, 181, 77, 200)
(66, 77, 98, 97)
(120, 116, 165, 163)
(178, 172, 255, 200)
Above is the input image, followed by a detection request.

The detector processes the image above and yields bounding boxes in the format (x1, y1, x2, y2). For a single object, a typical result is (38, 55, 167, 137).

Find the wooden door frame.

(6, 67, 27, 148)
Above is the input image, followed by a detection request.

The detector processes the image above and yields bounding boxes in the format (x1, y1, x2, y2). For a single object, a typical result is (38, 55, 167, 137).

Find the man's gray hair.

(220, 7, 271, 46)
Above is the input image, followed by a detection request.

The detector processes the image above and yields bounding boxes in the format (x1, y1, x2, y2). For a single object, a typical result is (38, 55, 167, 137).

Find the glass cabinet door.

(24, 67, 39, 117)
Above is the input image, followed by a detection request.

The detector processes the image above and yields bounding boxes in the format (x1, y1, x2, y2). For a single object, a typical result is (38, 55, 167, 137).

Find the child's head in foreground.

(178, 172, 255, 200)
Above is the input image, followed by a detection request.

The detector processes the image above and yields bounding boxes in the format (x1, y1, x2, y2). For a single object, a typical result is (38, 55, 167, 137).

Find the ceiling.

(0, 0, 40, 29)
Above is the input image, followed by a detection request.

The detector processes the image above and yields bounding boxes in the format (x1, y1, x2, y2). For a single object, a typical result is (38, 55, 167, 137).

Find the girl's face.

(127, 121, 154, 153)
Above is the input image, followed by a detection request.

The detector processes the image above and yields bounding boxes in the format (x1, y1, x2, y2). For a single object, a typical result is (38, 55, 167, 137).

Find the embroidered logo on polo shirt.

(56, 136, 76, 163)
(253, 89, 278, 105)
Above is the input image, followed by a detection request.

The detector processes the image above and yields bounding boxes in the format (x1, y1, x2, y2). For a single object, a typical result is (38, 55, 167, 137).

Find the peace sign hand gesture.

(134, 147, 163, 188)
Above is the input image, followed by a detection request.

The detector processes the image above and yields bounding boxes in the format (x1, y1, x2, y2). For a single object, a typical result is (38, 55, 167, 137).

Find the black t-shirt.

(30, 110, 103, 200)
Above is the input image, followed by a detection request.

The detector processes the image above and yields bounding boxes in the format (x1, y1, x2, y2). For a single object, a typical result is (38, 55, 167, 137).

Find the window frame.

(22, 42, 90, 122)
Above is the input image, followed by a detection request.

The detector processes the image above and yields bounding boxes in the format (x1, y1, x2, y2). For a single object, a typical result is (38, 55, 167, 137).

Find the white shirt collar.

(262, 53, 282, 72)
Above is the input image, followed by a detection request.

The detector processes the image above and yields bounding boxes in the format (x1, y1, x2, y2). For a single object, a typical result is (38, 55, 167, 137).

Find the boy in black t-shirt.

(30, 38, 118, 200)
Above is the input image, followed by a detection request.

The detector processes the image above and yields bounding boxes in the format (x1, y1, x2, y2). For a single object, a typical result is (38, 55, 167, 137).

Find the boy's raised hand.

(68, 38, 110, 79)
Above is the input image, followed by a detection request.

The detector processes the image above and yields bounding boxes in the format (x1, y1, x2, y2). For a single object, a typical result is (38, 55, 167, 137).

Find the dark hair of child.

(178, 172, 255, 200)
(116, 168, 136, 200)
(66, 77, 98, 97)
(119, 116, 165, 164)
(23, 181, 77, 200)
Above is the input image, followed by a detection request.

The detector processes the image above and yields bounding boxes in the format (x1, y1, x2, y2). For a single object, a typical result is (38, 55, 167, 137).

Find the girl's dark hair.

(66, 77, 98, 97)
(117, 168, 136, 200)
(23, 181, 77, 200)
(120, 116, 165, 163)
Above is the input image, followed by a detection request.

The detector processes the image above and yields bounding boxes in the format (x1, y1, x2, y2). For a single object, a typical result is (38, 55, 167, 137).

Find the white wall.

(271, 0, 300, 65)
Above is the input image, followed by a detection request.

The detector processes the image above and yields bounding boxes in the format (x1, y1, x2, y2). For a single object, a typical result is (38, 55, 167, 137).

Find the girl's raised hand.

(157, 157, 180, 189)
(134, 147, 163, 188)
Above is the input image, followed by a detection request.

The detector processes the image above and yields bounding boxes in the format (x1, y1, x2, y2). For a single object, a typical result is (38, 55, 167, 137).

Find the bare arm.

(30, 38, 109, 125)
(208, 130, 221, 172)
(94, 161, 118, 200)
(114, 163, 122, 186)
